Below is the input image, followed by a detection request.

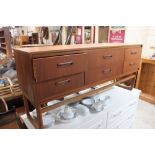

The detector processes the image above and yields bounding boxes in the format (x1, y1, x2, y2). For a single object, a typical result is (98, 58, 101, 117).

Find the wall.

(125, 26, 155, 57)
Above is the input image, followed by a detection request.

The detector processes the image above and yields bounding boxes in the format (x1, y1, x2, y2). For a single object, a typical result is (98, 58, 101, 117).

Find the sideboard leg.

(23, 95, 30, 117)
(36, 105, 43, 129)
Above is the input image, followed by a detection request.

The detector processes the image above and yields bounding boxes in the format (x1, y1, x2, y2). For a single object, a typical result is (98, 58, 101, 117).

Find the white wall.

(125, 26, 155, 57)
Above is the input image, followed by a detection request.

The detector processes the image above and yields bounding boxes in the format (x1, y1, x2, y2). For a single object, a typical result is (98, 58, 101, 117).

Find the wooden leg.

(131, 73, 136, 89)
(23, 95, 40, 129)
(36, 105, 43, 129)
(23, 95, 30, 117)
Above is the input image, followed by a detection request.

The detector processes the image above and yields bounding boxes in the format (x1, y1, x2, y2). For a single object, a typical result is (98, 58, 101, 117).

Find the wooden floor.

(0, 106, 26, 129)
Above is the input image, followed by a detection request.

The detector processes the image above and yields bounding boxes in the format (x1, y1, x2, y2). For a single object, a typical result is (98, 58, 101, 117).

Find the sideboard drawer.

(35, 73, 84, 102)
(33, 53, 88, 82)
(123, 60, 140, 73)
(88, 48, 124, 69)
(85, 63, 123, 84)
(125, 47, 141, 61)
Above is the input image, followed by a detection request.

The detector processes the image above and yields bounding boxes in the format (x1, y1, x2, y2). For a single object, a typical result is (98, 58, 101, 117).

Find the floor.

(133, 99, 155, 129)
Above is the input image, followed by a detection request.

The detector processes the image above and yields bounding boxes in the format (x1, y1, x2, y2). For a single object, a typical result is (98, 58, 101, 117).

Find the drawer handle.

(103, 55, 112, 59)
(131, 51, 137, 55)
(55, 79, 70, 86)
(57, 61, 73, 67)
(129, 62, 135, 66)
(103, 69, 112, 74)
(129, 103, 135, 107)
(113, 111, 122, 118)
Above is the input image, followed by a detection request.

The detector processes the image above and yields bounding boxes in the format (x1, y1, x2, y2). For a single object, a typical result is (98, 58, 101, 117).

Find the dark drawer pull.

(57, 61, 73, 67)
(113, 111, 122, 118)
(103, 55, 112, 59)
(55, 79, 70, 86)
(103, 69, 112, 74)
(129, 62, 136, 66)
(131, 51, 137, 55)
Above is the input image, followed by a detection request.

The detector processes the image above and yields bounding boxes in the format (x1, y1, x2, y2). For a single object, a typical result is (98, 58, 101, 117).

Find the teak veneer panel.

(33, 53, 87, 82)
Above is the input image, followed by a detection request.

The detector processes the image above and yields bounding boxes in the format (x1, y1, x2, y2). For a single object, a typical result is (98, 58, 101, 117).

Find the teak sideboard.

(14, 43, 142, 128)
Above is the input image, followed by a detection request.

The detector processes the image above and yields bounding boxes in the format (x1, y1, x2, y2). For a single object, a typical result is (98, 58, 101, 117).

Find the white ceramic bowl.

(56, 108, 78, 123)
(43, 115, 55, 128)
(81, 98, 94, 106)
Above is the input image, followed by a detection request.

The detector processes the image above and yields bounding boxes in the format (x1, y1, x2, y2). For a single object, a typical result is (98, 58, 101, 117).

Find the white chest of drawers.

(21, 86, 141, 129)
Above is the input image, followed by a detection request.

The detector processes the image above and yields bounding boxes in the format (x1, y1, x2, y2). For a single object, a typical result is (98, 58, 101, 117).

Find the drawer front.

(78, 113, 107, 129)
(35, 73, 84, 101)
(107, 111, 135, 129)
(113, 113, 135, 129)
(123, 60, 140, 73)
(33, 53, 88, 82)
(88, 48, 124, 69)
(109, 117, 134, 129)
(85, 63, 123, 84)
(107, 101, 138, 128)
(88, 120, 105, 129)
(125, 47, 142, 61)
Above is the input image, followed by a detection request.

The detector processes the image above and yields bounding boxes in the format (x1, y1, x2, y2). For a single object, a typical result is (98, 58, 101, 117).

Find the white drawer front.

(107, 100, 138, 128)
(88, 120, 105, 129)
(108, 111, 135, 129)
(78, 113, 107, 129)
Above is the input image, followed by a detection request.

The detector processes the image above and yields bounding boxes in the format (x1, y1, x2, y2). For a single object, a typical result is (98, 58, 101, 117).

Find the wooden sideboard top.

(14, 43, 142, 55)
(142, 58, 155, 65)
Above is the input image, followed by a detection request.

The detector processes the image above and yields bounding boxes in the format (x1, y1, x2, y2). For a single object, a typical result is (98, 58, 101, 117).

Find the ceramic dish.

(81, 97, 94, 106)
(43, 114, 55, 128)
(72, 103, 90, 116)
(56, 108, 78, 123)
(90, 101, 104, 113)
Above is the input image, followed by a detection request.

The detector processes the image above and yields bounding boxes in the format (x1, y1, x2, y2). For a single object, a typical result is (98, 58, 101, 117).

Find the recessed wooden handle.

(57, 61, 73, 67)
(131, 51, 137, 55)
(129, 62, 135, 66)
(103, 55, 112, 59)
(103, 69, 112, 74)
(55, 79, 70, 86)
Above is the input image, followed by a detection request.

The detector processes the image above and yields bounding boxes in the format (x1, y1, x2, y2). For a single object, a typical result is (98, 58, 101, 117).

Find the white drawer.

(78, 113, 107, 129)
(107, 100, 138, 128)
(117, 116, 134, 129)
(108, 112, 135, 129)
(88, 119, 105, 129)
(125, 100, 138, 111)
(107, 107, 125, 126)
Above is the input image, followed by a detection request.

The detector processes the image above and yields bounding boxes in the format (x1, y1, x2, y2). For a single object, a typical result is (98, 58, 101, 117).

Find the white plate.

(81, 98, 94, 106)
(56, 108, 78, 123)
(73, 104, 90, 116)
